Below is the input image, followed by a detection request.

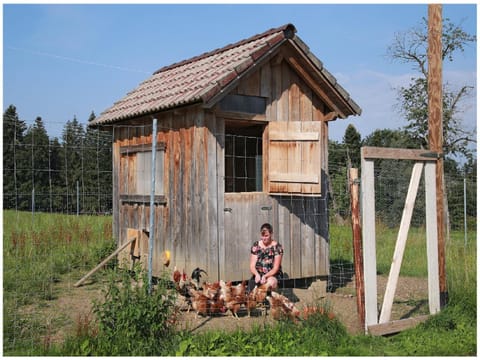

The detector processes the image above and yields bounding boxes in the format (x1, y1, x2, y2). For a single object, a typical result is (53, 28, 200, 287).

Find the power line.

(6, 46, 151, 74)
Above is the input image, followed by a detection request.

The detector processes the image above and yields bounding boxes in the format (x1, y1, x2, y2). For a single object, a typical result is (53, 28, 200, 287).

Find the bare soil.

(21, 274, 429, 344)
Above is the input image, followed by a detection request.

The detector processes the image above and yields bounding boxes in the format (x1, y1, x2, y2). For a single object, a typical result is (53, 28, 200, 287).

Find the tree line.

(3, 103, 475, 230)
(3, 105, 113, 214)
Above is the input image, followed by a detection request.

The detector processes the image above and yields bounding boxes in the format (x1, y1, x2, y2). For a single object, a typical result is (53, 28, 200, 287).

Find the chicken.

(172, 267, 182, 284)
(191, 267, 208, 290)
(301, 305, 335, 320)
(188, 287, 226, 317)
(246, 283, 271, 317)
(188, 288, 211, 318)
(219, 280, 247, 319)
(172, 267, 193, 311)
(208, 291, 227, 315)
(266, 291, 301, 321)
(202, 281, 221, 300)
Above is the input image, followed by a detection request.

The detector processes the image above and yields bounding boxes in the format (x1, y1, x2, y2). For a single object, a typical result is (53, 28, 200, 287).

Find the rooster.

(266, 291, 301, 321)
(191, 267, 208, 290)
(172, 267, 193, 311)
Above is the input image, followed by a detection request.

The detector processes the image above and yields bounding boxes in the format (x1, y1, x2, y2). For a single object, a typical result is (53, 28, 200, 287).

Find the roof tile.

(90, 23, 361, 126)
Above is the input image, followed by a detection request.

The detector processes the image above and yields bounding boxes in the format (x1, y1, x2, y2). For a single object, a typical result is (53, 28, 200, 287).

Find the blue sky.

(3, 3, 477, 143)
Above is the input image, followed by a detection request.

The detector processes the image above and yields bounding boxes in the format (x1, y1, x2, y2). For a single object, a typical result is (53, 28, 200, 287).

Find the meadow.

(3, 210, 476, 356)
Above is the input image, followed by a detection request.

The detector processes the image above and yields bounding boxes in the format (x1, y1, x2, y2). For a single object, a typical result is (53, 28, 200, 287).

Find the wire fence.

(3, 118, 477, 352)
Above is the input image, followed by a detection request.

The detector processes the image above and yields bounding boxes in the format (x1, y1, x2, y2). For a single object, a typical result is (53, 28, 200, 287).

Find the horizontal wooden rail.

(361, 146, 442, 161)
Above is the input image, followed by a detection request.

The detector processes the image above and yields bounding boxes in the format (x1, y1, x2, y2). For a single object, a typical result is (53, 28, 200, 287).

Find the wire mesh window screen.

(225, 133, 263, 193)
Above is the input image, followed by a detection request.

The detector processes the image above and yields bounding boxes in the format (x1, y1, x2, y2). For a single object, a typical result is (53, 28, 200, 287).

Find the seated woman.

(248, 223, 284, 292)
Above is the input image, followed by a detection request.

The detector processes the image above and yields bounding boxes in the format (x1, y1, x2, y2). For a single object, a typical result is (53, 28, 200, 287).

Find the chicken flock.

(171, 267, 302, 321)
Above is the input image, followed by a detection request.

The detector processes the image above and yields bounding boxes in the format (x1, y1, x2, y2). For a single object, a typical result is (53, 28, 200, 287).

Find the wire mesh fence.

(3, 118, 477, 352)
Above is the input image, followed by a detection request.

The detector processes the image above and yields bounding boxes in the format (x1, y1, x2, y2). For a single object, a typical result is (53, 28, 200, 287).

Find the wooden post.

(360, 150, 377, 331)
(350, 168, 365, 328)
(74, 236, 136, 287)
(428, 4, 448, 307)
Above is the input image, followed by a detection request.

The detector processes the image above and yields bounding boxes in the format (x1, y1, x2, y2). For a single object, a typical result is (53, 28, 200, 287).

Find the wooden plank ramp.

(368, 315, 430, 336)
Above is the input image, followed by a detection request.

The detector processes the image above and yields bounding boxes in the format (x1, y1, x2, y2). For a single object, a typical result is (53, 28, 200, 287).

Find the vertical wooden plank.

(425, 161, 441, 314)
(300, 121, 321, 194)
(279, 61, 290, 121)
(260, 62, 272, 121)
(206, 111, 220, 280)
(112, 129, 120, 245)
(301, 198, 316, 277)
(290, 197, 302, 278)
(268, 122, 288, 193)
(277, 198, 290, 277)
(246, 70, 261, 96)
(191, 108, 209, 273)
(271, 60, 281, 122)
(289, 73, 300, 121)
(216, 116, 226, 280)
(379, 162, 424, 324)
(361, 154, 378, 331)
(300, 80, 313, 122)
(288, 121, 302, 193)
(165, 111, 176, 267)
(172, 112, 185, 270)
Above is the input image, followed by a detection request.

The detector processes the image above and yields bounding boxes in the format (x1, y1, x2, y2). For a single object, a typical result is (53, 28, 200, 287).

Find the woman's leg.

(266, 276, 278, 289)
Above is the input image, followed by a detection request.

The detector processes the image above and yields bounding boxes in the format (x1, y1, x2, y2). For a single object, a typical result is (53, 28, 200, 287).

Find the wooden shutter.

(267, 121, 322, 195)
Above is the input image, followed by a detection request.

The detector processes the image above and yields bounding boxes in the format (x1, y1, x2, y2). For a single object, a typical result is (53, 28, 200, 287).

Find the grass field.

(3, 210, 476, 355)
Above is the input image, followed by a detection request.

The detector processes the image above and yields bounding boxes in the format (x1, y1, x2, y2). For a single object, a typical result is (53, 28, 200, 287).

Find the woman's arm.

(250, 254, 261, 283)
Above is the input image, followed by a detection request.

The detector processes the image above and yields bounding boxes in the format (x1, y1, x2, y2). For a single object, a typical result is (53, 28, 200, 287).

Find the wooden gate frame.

(360, 146, 441, 335)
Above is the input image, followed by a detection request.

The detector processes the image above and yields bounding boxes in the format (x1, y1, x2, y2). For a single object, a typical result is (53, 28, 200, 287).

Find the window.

(119, 143, 166, 204)
(219, 94, 267, 114)
(225, 123, 263, 193)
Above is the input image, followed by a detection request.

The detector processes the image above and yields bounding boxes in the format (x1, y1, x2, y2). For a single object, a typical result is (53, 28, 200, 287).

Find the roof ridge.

(153, 23, 296, 75)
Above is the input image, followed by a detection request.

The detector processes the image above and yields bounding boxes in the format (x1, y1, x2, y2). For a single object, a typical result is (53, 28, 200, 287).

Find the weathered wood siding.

(219, 52, 331, 280)
(113, 106, 221, 278)
(113, 49, 332, 281)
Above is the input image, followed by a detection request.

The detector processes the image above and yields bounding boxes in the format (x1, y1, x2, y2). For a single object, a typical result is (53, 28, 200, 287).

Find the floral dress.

(250, 240, 284, 278)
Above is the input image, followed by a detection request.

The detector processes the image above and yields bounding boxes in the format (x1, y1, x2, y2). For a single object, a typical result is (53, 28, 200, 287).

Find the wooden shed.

(89, 23, 361, 283)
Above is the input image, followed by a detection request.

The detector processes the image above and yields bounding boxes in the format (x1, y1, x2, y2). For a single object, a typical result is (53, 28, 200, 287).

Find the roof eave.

(288, 36, 362, 119)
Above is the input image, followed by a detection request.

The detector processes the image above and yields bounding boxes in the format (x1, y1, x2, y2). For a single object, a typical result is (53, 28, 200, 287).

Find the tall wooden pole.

(428, 4, 448, 307)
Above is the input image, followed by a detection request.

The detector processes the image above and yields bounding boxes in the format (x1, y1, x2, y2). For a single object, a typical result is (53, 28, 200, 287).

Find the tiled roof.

(90, 23, 361, 126)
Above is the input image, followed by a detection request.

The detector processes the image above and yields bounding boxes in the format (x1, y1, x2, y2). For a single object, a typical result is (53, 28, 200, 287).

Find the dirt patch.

(19, 274, 429, 344)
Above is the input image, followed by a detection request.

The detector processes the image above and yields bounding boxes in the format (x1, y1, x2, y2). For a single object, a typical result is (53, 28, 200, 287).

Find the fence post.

(31, 187, 35, 223)
(350, 168, 365, 328)
(148, 118, 158, 294)
(77, 181, 80, 216)
(464, 176, 467, 248)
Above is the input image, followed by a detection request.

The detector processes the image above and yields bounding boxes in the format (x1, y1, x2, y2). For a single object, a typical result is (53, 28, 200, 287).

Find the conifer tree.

(3, 105, 27, 209)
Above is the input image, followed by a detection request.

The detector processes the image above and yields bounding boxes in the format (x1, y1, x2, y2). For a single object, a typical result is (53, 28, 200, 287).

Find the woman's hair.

(260, 223, 273, 233)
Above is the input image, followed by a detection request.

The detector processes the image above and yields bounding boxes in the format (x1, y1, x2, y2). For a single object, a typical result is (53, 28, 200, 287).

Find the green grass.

(3, 211, 476, 356)
(3, 210, 115, 355)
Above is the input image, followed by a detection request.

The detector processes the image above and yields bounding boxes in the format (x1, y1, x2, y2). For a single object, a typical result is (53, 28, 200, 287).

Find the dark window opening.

(219, 94, 267, 114)
(225, 123, 263, 193)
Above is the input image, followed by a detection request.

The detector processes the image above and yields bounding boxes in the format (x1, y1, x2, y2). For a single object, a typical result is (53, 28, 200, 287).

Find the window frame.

(119, 142, 167, 205)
